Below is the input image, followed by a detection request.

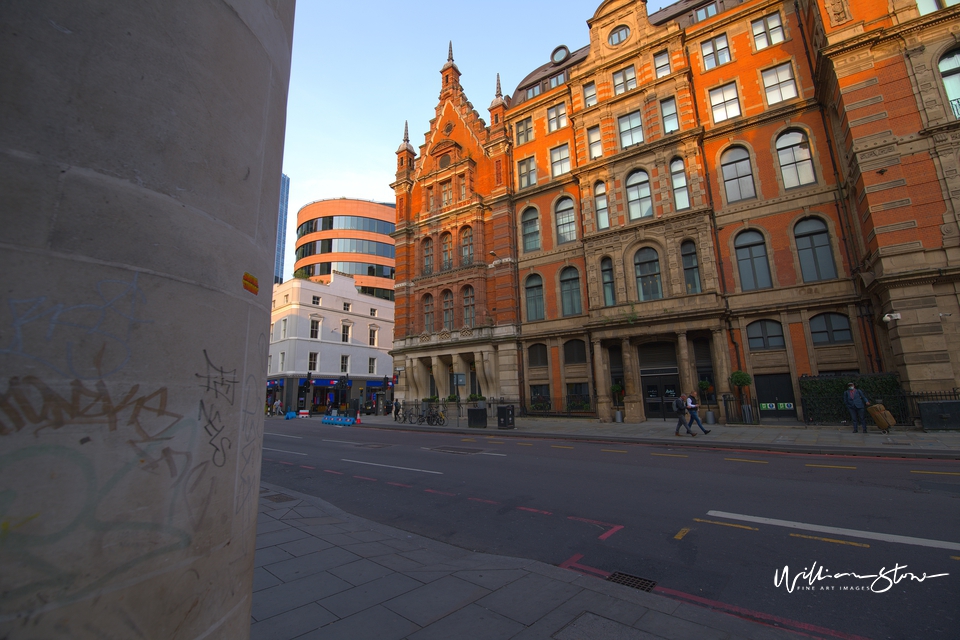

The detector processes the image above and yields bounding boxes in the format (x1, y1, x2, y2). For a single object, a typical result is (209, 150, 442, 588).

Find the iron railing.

(722, 397, 762, 425)
(801, 389, 960, 426)
(525, 394, 596, 416)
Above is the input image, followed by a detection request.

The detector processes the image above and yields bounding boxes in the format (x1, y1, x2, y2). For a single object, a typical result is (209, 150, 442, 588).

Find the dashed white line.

(707, 510, 960, 551)
(265, 432, 303, 439)
(341, 459, 443, 474)
(323, 439, 365, 445)
(263, 447, 307, 456)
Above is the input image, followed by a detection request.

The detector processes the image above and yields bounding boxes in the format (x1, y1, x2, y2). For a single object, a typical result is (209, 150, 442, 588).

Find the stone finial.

(489, 73, 505, 110)
(495, 73, 502, 98)
(442, 40, 459, 73)
(448, 41, 454, 62)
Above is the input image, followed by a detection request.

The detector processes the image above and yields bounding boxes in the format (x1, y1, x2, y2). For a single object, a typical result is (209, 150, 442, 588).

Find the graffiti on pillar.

(195, 349, 239, 467)
(0, 273, 151, 380)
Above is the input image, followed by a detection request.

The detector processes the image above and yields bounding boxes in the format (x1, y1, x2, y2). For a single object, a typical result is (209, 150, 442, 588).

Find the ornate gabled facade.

(391, 45, 522, 403)
(392, 0, 960, 422)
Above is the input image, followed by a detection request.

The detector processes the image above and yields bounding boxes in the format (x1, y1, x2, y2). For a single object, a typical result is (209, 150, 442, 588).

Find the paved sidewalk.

(347, 411, 960, 459)
(252, 481, 808, 640)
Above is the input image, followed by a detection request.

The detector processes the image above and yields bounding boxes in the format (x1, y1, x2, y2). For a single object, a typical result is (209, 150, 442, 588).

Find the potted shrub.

(698, 379, 716, 424)
(729, 370, 753, 422)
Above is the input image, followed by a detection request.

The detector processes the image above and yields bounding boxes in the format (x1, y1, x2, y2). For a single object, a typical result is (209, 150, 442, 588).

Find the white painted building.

(267, 274, 394, 413)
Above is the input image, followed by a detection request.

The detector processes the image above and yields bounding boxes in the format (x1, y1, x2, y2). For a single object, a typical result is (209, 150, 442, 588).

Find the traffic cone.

(355, 409, 361, 425)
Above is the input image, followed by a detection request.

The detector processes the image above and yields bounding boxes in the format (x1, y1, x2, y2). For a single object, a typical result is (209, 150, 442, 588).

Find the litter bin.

(497, 404, 515, 429)
(467, 408, 487, 428)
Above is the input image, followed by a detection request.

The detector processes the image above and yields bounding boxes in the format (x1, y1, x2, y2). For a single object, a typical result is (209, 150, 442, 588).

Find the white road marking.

(323, 439, 365, 445)
(263, 447, 307, 456)
(342, 459, 442, 475)
(265, 432, 303, 439)
(477, 452, 506, 457)
(707, 510, 960, 551)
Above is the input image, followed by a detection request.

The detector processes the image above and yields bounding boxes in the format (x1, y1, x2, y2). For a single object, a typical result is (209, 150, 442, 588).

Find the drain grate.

(607, 572, 657, 592)
(264, 493, 296, 503)
(431, 446, 484, 455)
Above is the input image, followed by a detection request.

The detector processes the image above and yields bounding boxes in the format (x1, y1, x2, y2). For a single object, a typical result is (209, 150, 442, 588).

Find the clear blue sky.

(280, 0, 670, 279)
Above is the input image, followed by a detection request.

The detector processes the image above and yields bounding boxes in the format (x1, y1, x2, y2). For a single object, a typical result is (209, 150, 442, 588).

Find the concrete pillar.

(432, 355, 449, 399)
(0, 2, 294, 637)
(474, 350, 491, 398)
(711, 328, 732, 420)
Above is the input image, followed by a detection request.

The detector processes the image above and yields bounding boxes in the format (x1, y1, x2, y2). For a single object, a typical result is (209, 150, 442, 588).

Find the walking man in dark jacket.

(843, 382, 871, 433)
(674, 394, 694, 436)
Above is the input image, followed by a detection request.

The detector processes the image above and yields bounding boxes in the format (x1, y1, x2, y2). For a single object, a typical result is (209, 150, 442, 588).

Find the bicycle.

(419, 406, 445, 426)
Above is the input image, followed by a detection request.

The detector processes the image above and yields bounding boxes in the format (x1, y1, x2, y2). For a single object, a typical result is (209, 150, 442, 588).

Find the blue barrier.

(320, 416, 355, 426)
(284, 411, 297, 420)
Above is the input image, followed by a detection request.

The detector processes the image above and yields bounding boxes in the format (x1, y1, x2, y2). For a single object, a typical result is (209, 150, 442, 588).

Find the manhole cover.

(431, 446, 484, 455)
(607, 572, 657, 592)
(264, 493, 296, 503)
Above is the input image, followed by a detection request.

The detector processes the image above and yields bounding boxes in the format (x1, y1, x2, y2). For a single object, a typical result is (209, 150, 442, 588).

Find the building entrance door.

(754, 373, 797, 419)
(641, 374, 680, 420)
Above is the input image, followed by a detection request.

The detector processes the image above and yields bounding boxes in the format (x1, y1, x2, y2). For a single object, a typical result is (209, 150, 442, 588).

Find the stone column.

(711, 328, 732, 421)
(676, 331, 693, 394)
(0, 2, 294, 638)
(593, 340, 613, 422)
(474, 350, 491, 398)
(622, 338, 645, 421)
(432, 355, 449, 399)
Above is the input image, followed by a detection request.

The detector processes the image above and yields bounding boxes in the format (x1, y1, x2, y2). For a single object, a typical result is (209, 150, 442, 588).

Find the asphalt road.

(259, 418, 960, 639)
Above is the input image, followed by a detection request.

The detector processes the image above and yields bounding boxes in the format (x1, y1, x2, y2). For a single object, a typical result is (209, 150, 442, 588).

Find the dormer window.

(526, 84, 542, 100)
(695, 2, 718, 22)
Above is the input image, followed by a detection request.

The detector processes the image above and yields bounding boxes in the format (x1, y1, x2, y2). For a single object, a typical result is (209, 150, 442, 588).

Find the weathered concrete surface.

(0, 1, 294, 638)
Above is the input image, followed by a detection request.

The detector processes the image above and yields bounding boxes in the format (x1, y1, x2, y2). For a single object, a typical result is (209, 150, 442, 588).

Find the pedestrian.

(843, 382, 871, 433)
(674, 394, 694, 436)
(687, 391, 710, 434)
(393, 398, 401, 420)
(272, 398, 281, 416)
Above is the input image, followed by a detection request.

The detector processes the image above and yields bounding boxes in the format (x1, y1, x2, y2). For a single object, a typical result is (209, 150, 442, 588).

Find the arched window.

(462, 285, 475, 327)
(747, 320, 785, 350)
(626, 170, 653, 220)
(735, 230, 772, 291)
(681, 241, 701, 294)
(721, 146, 756, 202)
(564, 339, 587, 364)
(422, 238, 433, 275)
(634, 248, 663, 301)
(671, 158, 690, 210)
(810, 313, 852, 345)
(423, 294, 434, 333)
(441, 233, 453, 270)
(460, 227, 474, 265)
(776, 130, 816, 188)
(795, 218, 836, 282)
(560, 267, 582, 316)
(940, 49, 960, 118)
(555, 197, 576, 244)
(521, 208, 540, 252)
(601, 257, 616, 306)
(595, 182, 609, 229)
(525, 274, 544, 321)
(528, 343, 548, 367)
(442, 290, 454, 330)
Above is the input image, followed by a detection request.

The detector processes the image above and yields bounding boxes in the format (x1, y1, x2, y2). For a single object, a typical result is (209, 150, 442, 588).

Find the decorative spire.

(397, 120, 415, 154)
(441, 40, 459, 73)
(489, 72, 505, 110)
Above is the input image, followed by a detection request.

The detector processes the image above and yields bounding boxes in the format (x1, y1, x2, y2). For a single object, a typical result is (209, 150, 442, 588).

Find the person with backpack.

(843, 382, 871, 433)
(674, 393, 694, 436)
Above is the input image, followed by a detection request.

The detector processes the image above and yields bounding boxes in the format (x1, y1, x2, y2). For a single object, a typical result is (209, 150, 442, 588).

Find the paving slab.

(382, 574, 491, 627)
(263, 547, 362, 582)
(477, 571, 583, 626)
(327, 557, 396, 586)
(296, 604, 420, 640)
(249, 602, 336, 640)
(406, 602, 525, 640)
(317, 572, 424, 619)
(251, 570, 353, 621)
(554, 612, 659, 640)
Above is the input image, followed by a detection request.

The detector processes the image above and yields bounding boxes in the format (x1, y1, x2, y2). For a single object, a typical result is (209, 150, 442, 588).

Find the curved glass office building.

(293, 198, 396, 300)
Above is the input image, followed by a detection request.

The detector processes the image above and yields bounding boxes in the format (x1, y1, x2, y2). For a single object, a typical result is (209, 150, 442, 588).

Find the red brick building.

(391, 0, 960, 423)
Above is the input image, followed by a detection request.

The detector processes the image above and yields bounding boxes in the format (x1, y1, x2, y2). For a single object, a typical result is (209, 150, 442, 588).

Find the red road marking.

(517, 506, 552, 515)
(279, 461, 294, 466)
(324, 470, 343, 475)
(653, 585, 870, 640)
(568, 516, 624, 540)
(424, 489, 456, 496)
(387, 482, 413, 488)
(354, 476, 377, 481)
(468, 497, 499, 504)
(300, 465, 315, 470)
(559, 553, 611, 578)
